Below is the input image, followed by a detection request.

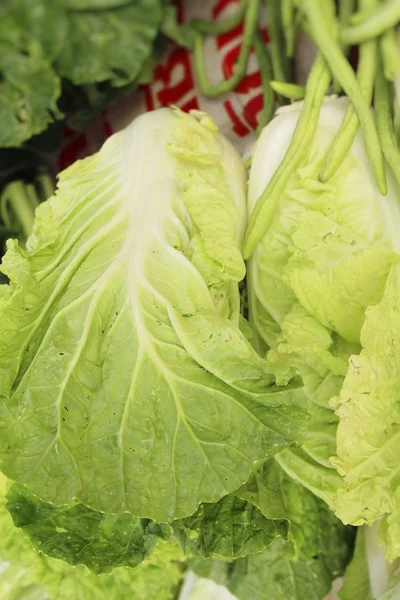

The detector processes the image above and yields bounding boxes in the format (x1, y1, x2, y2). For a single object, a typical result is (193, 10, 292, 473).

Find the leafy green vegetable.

(237, 458, 351, 560)
(248, 98, 399, 347)
(0, 0, 178, 147)
(227, 539, 343, 600)
(161, 4, 197, 50)
(191, 535, 351, 600)
(0, 37, 62, 147)
(0, 0, 66, 147)
(183, 456, 353, 599)
(275, 447, 343, 509)
(333, 263, 400, 560)
(0, 108, 306, 522)
(247, 97, 400, 509)
(3, 0, 399, 588)
(0, 563, 46, 600)
(0, 474, 185, 600)
(173, 494, 280, 559)
(3, 0, 68, 61)
(55, 1, 164, 87)
(6, 483, 172, 574)
(5, 0, 400, 595)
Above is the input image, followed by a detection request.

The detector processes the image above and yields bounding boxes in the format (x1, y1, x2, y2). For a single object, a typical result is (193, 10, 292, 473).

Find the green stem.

(253, 30, 274, 133)
(267, 0, 291, 101)
(191, 0, 248, 35)
(348, 4, 376, 24)
(25, 184, 40, 212)
(270, 81, 305, 100)
(295, 0, 387, 194)
(193, 0, 260, 97)
(36, 172, 55, 202)
(375, 57, 400, 187)
(339, 0, 357, 27)
(332, 0, 357, 92)
(0, 181, 36, 240)
(395, 79, 400, 142)
(340, 0, 400, 44)
(242, 53, 331, 259)
(380, 27, 400, 81)
(320, 0, 378, 181)
(281, 0, 296, 57)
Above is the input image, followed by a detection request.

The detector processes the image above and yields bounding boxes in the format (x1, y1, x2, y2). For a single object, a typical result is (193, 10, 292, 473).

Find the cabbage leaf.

(333, 264, 400, 560)
(236, 458, 352, 561)
(0, 108, 306, 522)
(191, 534, 351, 600)
(0, 474, 185, 600)
(173, 493, 281, 559)
(55, 0, 163, 87)
(247, 97, 400, 510)
(6, 483, 172, 574)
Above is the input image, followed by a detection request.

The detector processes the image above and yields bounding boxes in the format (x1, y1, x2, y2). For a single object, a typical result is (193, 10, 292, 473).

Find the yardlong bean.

(193, 0, 260, 97)
(242, 54, 331, 258)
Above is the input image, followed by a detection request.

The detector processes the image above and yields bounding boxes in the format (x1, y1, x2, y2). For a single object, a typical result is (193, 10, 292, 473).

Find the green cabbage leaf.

(333, 264, 400, 560)
(0, 474, 185, 600)
(5, 483, 172, 574)
(0, 108, 306, 522)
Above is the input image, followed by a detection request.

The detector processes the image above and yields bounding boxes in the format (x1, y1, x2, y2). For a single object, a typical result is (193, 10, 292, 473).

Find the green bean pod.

(375, 58, 400, 187)
(253, 31, 275, 133)
(341, 0, 400, 44)
(270, 81, 305, 100)
(191, 0, 248, 35)
(242, 54, 331, 258)
(193, 0, 260, 97)
(320, 0, 378, 182)
(295, 0, 387, 194)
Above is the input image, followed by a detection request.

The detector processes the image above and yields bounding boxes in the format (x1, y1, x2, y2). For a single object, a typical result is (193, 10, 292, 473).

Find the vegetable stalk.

(242, 53, 331, 258)
(193, 0, 260, 97)
(294, 0, 387, 194)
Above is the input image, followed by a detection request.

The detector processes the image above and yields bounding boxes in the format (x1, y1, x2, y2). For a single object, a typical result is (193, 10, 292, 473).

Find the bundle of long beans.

(190, 0, 400, 257)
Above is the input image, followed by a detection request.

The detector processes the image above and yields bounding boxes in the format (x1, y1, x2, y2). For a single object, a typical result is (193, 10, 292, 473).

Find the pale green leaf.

(248, 96, 400, 351)
(333, 264, 400, 560)
(0, 108, 306, 522)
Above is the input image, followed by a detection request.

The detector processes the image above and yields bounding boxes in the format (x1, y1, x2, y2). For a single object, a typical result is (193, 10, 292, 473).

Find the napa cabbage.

(246, 97, 400, 559)
(0, 107, 306, 523)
